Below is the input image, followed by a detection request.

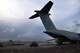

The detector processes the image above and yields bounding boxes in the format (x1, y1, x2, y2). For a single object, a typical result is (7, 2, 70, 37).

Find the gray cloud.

(0, 0, 80, 41)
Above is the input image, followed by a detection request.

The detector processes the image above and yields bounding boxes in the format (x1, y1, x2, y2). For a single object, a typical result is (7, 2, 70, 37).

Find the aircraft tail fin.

(29, 1, 53, 19)
(40, 1, 53, 13)
(29, 1, 56, 32)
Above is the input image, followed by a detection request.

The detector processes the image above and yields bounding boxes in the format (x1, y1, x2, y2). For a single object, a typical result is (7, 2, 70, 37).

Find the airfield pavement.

(0, 44, 80, 53)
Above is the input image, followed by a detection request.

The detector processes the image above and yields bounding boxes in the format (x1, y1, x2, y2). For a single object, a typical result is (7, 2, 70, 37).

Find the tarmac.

(0, 44, 80, 53)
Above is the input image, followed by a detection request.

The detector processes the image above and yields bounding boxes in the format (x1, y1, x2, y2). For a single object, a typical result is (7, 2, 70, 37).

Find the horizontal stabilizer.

(29, 14, 39, 19)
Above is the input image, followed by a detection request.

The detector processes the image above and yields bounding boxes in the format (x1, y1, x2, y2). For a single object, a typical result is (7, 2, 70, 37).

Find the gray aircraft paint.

(29, 1, 80, 42)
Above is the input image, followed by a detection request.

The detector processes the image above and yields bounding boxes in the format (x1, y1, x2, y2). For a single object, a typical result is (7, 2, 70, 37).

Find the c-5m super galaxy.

(29, 1, 80, 44)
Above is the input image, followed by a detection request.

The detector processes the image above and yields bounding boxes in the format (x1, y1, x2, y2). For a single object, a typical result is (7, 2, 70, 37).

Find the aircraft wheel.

(58, 41, 63, 45)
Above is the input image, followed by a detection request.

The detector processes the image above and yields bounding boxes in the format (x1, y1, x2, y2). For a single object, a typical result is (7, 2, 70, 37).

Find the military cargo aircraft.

(29, 1, 80, 44)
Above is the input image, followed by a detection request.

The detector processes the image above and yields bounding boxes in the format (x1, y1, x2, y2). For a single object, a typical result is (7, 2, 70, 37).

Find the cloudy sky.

(0, 0, 80, 41)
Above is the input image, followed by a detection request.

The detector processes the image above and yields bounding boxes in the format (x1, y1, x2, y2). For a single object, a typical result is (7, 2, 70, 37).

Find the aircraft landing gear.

(58, 41, 63, 45)
(55, 38, 63, 45)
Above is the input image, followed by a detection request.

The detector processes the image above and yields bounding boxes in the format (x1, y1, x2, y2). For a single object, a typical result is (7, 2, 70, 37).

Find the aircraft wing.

(44, 31, 80, 41)
(44, 31, 65, 38)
